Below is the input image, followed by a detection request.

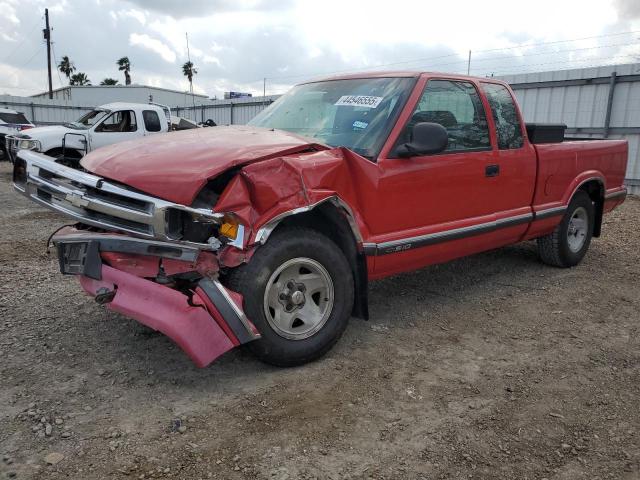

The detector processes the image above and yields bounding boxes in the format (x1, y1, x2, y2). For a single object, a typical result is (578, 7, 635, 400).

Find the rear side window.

(481, 83, 523, 150)
(0, 112, 29, 124)
(400, 79, 490, 153)
(143, 110, 162, 132)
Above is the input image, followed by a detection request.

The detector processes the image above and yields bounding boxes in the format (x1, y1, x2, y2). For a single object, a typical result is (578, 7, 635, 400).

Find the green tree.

(57, 55, 76, 84)
(100, 78, 119, 85)
(70, 72, 91, 86)
(182, 61, 197, 93)
(116, 57, 132, 85)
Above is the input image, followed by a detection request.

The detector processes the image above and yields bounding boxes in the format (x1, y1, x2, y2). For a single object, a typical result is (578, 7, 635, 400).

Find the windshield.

(248, 77, 415, 159)
(0, 111, 30, 124)
(65, 109, 109, 130)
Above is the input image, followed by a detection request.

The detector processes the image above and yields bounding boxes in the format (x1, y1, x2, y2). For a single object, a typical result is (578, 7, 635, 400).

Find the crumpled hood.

(81, 125, 326, 205)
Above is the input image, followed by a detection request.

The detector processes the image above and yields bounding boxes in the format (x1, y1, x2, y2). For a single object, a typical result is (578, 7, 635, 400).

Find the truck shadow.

(88, 239, 551, 390)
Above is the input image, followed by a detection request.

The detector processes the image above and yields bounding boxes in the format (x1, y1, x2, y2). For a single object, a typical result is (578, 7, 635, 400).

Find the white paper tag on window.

(335, 95, 383, 108)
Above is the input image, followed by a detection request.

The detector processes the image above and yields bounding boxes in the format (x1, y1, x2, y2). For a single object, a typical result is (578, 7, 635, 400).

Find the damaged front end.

(13, 150, 259, 367)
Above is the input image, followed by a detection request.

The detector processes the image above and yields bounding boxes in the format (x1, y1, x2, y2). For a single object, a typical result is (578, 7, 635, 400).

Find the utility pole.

(44, 8, 53, 99)
(467, 50, 471, 76)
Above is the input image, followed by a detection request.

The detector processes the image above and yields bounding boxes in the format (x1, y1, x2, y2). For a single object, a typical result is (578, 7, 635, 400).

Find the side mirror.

(396, 122, 448, 158)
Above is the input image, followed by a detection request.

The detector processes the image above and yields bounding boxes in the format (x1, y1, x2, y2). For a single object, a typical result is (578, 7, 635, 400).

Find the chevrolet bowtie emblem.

(65, 193, 90, 208)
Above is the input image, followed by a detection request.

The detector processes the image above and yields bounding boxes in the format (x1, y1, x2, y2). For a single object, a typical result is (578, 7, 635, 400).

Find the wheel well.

(272, 203, 369, 320)
(45, 147, 83, 159)
(578, 180, 604, 237)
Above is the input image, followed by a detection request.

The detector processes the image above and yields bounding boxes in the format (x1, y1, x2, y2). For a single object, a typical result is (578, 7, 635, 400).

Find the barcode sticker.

(335, 95, 383, 108)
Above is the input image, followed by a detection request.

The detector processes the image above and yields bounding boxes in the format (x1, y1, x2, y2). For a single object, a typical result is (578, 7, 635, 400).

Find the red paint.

(80, 72, 628, 282)
(161, 252, 220, 277)
(79, 265, 234, 367)
(100, 252, 159, 277)
(195, 286, 240, 346)
(66, 71, 629, 368)
(80, 125, 327, 205)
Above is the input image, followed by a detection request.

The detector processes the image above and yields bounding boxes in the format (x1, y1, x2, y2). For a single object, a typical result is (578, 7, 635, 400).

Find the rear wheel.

(225, 227, 354, 367)
(537, 190, 594, 267)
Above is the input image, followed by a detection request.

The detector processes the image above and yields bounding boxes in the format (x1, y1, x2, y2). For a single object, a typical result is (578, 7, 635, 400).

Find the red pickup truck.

(13, 71, 628, 368)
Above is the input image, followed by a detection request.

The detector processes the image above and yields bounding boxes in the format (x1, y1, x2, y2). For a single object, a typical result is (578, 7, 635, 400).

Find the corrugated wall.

(173, 96, 279, 125)
(500, 63, 640, 194)
(0, 94, 93, 125)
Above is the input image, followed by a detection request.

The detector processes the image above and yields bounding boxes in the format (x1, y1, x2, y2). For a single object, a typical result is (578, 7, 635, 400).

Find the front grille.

(13, 150, 222, 244)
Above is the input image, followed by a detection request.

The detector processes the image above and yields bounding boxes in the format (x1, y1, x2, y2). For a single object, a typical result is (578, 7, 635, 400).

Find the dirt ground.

(0, 161, 638, 480)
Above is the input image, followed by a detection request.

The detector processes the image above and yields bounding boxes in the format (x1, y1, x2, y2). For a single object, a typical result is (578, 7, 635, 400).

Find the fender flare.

(253, 195, 364, 246)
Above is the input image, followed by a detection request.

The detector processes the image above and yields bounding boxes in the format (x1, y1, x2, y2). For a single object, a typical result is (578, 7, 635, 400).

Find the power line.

(2, 17, 43, 63)
(50, 41, 65, 88)
(402, 42, 640, 72)
(257, 29, 640, 84)
(473, 29, 640, 54)
(18, 44, 44, 68)
(474, 54, 639, 76)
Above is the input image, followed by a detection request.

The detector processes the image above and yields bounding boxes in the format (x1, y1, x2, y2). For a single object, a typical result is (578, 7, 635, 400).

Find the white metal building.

(30, 84, 210, 107)
(500, 63, 640, 194)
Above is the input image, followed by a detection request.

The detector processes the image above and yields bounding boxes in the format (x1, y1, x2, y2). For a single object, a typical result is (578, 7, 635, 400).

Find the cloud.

(614, 0, 640, 18)
(129, 33, 176, 62)
(1, 0, 639, 100)
(119, 8, 146, 25)
(123, 0, 293, 19)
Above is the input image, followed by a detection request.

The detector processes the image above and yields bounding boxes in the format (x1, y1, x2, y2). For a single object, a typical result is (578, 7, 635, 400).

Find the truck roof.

(98, 102, 165, 111)
(304, 70, 509, 86)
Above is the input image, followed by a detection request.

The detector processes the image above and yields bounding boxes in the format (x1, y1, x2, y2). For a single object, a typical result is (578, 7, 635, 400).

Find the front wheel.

(537, 190, 594, 267)
(225, 227, 354, 367)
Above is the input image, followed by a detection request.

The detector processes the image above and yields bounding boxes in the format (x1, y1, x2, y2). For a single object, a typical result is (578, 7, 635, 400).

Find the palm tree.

(116, 57, 132, 85)
(57, 56, 76, 85)
(100, 78, 119, 85)
(182, 61, 197, 93)
(70, 73, 91, 86)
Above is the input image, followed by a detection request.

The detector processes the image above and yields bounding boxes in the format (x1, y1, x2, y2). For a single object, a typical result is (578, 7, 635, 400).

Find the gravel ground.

(0, 161, 638, 480)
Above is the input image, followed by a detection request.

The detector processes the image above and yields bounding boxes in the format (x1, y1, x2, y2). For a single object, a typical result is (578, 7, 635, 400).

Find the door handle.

(485, 164, 500, 177)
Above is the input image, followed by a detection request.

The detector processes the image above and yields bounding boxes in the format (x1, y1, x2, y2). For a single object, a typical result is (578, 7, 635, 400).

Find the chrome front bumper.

(13, 150, 222, 247)
(4, 135, 21, 163)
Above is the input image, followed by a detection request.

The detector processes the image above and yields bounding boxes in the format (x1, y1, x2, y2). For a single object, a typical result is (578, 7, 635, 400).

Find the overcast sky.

(1, 0, 639, 99)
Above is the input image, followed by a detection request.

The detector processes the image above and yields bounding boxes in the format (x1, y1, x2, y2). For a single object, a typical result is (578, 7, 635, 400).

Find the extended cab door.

(88, 110, 139, 151)
(369, 77, 533, 278)
(479, 81, 536, 228)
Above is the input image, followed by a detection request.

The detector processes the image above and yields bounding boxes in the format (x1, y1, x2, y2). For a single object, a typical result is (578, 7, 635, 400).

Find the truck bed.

(533, 139, 628, 209)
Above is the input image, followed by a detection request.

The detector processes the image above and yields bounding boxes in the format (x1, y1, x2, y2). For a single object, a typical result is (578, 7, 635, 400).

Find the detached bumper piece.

(52, 228, 260, 367)
(53, 230, 201, 280)
(79, 265, 259, 367)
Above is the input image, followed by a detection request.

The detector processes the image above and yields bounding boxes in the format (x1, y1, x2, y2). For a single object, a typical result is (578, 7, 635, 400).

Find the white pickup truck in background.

(5, 102, 171, 164)
(0, 108, 35, 160)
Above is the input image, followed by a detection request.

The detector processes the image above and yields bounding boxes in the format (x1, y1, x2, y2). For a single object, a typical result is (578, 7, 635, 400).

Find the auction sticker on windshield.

(335, 95, 383, 108)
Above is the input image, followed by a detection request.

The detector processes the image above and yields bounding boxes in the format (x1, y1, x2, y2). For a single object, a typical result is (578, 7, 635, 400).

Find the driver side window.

(401, 79, 490, 153)
(95, 110, 137, 133)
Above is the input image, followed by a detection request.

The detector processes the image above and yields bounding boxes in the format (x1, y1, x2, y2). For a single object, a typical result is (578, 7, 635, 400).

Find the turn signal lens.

(220, 216, 239, 240)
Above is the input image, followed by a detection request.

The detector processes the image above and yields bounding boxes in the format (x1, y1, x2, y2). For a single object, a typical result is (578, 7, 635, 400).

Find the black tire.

(537, 190, 594, 267)
(0, 138, 7, 161)
(225, 226, 354, 367)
